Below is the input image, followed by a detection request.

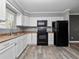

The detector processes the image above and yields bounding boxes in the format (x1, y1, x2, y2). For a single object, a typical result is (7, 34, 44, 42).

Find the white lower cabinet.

(27, 33, 31, 44)
(0, 33, 38, 59)
(0, 45, 15, 59)
(23, 34, 27, 45)
(0, 34, 28, 59)
(15, 35, 27, 58)
(22, 35, 27, 50)
(0, 40, 16, 59)
(21, 35, 28, 52)
(15, 37, 22, 58)
(26, 33, 37, 45)
(48, 33, 54, 45)
(14, 34, 29, 58)
(31, 33, 37, 45)
(0, 33, 55, 59)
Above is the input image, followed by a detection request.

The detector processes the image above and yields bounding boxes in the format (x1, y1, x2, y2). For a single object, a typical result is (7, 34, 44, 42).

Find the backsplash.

(23, 27, 52, 32)
(0, 28, 23, 34)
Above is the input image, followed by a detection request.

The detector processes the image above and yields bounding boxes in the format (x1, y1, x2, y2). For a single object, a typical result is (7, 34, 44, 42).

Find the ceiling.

(14, 0, 79, 13)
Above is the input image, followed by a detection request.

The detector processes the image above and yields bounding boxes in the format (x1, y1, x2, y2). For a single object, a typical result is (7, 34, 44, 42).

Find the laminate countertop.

(0, 32, 26, 43)
(0, 32, 53, 43)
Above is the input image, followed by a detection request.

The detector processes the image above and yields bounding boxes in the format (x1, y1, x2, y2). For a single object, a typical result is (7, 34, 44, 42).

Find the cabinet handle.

(0, 43, 16, 54)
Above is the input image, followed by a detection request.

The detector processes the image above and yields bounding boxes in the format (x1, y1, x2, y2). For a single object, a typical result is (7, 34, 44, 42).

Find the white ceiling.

(14, 0, 79, 13)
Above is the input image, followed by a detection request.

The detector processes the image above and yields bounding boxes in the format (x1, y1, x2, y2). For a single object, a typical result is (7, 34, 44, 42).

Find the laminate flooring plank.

(63, 47, 79, 59)
(19, 45, 79, 59)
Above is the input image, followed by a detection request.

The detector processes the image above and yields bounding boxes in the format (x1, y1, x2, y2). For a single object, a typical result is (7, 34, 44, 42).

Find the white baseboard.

(69, 41, 79, 43)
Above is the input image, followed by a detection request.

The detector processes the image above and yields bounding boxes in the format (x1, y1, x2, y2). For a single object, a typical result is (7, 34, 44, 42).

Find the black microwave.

(37, 20, 47, 27)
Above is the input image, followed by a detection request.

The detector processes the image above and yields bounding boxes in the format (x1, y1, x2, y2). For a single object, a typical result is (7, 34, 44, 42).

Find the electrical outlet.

(71, 36, 74, 39)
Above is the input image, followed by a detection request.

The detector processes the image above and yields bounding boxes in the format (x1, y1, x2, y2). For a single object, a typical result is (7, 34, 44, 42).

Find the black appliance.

(52, 21, 68, 46)
(37, 20, 48, 45)
(52, 21, 55, 32)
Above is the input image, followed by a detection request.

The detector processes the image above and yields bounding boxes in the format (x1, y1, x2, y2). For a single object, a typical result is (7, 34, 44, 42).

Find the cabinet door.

(27, 34, 31, 45)
(20, 36, 24, 53)
(0, 41, 16, 59)
(23, 16, 30, 26)
(48, 17, 52, 26)
(30, 17, 37, 26)
(24, 35, 28, 48)
(21, 35, 27, 50)
(48, 33, 54, 45)
(15, 36, 27, 58)
(31, 33, 37, 45)
(0, 0, 6, 21)
(15, 37, 22, 57)
(16, 14, 23, 26)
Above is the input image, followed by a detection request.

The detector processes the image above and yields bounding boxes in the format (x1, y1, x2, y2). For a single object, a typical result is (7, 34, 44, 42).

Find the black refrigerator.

(52, 21, 68, 46)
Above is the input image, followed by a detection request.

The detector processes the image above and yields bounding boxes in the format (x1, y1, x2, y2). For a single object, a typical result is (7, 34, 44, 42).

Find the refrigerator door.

(54, 21, 68, 46)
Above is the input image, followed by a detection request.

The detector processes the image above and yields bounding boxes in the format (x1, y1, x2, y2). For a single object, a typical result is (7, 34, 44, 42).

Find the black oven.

(37, 20, 48, 45)
(38, 27, 47, 33)
(37, 32, 48, 45)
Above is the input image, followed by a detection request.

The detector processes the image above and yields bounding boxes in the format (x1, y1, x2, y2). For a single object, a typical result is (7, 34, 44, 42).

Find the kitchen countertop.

(25, 31, 53, 33)
(0, 32, 53, 43)
(0, 32, 26, 43)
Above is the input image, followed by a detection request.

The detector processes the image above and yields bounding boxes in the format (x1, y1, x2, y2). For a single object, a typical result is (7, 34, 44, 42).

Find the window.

(0, 8, 16, 29)
(6, 8, 16, 29)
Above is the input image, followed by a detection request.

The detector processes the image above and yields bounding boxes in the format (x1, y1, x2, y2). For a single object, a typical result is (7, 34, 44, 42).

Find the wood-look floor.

(19, 45, 79, 59)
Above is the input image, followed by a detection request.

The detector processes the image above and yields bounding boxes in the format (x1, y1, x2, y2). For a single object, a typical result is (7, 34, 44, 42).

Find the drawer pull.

(0, 43, 16, 54)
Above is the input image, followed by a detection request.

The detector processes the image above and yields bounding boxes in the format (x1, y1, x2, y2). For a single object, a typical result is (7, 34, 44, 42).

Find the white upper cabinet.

(16, 13, 23, 26)
(0, 0, 6, 21)
(23, 15, 30, 26)
(16, 15, 30, 26)
(29, 17, 64, 26)
(30, 17, 37, 26)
